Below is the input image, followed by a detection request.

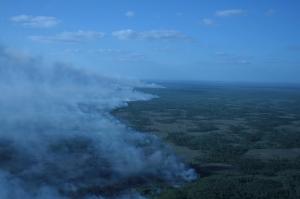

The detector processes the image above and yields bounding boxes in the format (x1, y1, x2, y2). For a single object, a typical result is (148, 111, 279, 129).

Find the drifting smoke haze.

(0, 45, 196, 199)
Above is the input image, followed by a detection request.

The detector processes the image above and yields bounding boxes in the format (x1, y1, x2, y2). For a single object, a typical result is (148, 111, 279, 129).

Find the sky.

(1, 0, 300, 83)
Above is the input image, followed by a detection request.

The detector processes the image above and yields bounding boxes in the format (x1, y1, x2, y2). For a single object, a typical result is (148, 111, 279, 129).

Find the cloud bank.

(10, 15, 60, 28)
(112, 29, 188, 41)
(30, 30, 105, 43)
(0, 45, 196, 199)
(201, 18, 215, 26)
(215, 9, 246, 17)
(125, 11, 135, 18)
(265, 9, 276, 16)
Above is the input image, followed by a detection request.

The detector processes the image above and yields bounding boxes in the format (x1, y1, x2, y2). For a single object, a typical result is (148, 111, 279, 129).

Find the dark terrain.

(113, 82, 300, 199)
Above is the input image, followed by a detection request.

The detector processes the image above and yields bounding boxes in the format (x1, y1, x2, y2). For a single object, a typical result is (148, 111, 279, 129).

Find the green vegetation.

(113, 82, 300, 199)
(156, 174, 300, 199)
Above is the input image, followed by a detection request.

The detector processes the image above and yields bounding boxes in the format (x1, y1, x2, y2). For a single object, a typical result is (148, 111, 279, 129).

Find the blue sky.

(1, 0, 300, 83)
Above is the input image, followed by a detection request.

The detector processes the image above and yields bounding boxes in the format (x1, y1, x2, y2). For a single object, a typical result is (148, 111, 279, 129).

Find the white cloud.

(93, 49, 146, 62)
(202, 18, 215, 26)
(125, 11, 135, 17)
(112, 29, 188, 41)
(265, 9, 276, 16)
(215, 51, 228, 56)
(288, 45, 300, 52)
(30, 30, 105, 43)
(176, 12, 183, 17)
(141, 30, 187, 40)
(215, 9, 246, 17)
(117, 52, 146, 62)
(214, 51, 252, 65)
(96, 48, 123, 54)
(62, 48, 81, 54)
(236, 59, 251, 64)
(112, 29, 138, 40)
(217, 59, 251, 65)
(10, 14, 60, 28)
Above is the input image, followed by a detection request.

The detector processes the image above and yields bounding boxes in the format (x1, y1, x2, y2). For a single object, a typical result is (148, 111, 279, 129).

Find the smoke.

(0, 46, 196, 199)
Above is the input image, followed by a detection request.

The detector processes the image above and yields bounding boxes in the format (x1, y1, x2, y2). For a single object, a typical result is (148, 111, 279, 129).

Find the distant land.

(113, 81, 300, 199)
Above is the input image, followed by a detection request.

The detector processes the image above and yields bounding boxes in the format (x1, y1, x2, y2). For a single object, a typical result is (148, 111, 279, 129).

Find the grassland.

(113, 82, 300, 199)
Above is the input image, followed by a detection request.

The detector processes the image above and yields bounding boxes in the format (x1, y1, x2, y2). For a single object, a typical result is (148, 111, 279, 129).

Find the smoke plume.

(0, 46, 196, 199)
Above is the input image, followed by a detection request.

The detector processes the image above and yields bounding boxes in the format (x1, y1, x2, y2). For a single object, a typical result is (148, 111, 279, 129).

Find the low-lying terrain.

(113, 82, 300, 199)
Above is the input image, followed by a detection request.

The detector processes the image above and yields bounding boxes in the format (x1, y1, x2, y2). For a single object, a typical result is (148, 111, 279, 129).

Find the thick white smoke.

(0, 46, 196, 199)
